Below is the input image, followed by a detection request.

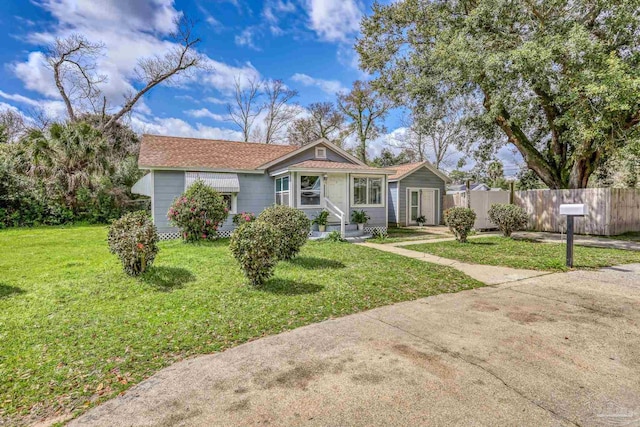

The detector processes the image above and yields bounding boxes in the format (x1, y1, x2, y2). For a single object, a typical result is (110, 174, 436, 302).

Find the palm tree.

(17, 121, 110, 211)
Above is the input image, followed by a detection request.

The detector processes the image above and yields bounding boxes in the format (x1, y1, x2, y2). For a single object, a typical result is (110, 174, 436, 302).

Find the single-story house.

(132, 134, 394, 239)
(385, 162, 450, 226)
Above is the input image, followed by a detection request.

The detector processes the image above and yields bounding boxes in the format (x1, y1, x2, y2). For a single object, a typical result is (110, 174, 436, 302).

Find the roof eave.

(138, 165, 265, 174)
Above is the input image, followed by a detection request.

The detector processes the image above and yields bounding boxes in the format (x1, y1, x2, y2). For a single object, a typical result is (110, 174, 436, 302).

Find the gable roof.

(258, 138, 366, 169)
(385, 161, 450, 183)
(138, 134, 298, 171)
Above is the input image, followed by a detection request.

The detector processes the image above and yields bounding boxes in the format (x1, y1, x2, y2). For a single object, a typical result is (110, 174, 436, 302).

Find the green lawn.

(0, 225, 481, 425)
(371, 227, 449, 244)
(606, 231, 640, 242)
(406, 236, 640, 271)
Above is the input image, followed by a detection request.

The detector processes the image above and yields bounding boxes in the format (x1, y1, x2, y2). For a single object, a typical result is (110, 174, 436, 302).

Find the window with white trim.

(352, 176, 384, 207)
(299, 175, 321, 207)
(315, 146, 327, 159)
(221, 194, 237, 213)
(275, 176, 290, 206)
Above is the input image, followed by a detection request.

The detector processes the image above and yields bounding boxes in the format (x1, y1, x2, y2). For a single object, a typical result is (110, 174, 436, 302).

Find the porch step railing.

(324, 198, 346, 238)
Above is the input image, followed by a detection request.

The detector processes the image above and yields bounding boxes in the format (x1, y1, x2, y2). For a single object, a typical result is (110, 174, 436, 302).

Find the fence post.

(509, 181, 515, 204)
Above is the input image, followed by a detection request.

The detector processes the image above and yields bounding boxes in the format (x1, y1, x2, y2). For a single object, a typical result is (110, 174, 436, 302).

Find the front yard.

(406, 236, 640, 272)
(371, 226, 449, 244)
(0, 226, 481, 425)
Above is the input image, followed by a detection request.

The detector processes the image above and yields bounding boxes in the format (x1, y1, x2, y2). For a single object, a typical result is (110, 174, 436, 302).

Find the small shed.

(386, 162, 450, 226)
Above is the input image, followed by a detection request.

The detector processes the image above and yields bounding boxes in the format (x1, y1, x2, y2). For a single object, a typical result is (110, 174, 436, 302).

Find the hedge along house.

(385, 162, 450, 226)
(132, 134, 394, 239)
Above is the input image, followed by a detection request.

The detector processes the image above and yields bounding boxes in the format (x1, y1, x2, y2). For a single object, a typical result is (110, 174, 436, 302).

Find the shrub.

(444, 207, 476, 243)
(326, 231, 346, 242)
(229, 221, 281, 286)
(257, 205, 310, 260)
(232, 211, 256, 225)
(351, 209, 370, 224)
(488, 203, 528, 237)
(167, 180, 229, 242)
(108, 211, 159, 276)
(371, 228, 388, 240)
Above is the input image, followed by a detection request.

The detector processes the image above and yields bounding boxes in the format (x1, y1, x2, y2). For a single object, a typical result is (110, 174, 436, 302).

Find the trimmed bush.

(167, 180, 229, 242)
(257, 205, 310, 260)
(232, 211, 256, 225)
(488, 203, 528, 237)
(229, 221, 280, 286)
(444, 207, 476, 243)
(108, 211, 159, 276)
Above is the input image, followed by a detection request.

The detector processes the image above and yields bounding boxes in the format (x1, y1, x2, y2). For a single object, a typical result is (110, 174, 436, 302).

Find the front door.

(420, 189, 436, 225)
(325, 174, 347, 223)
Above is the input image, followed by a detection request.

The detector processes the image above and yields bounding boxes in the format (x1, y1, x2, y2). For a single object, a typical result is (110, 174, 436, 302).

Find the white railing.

(324, 198, 346, 238)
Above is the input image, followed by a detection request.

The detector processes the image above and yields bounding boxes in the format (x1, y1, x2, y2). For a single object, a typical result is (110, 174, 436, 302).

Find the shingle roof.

(287, 160, 391, 173)
(138, 134, 299, 170)
(385, 162, 426, 180)
(385, 161, 450, 182)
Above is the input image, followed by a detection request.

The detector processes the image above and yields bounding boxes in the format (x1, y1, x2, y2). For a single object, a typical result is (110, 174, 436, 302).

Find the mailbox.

(559, 204, 587, 216)
(559, 203, 587, 268)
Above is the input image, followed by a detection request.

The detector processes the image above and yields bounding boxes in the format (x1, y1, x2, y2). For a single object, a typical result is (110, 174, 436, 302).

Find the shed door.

(420, 189, 436, 225)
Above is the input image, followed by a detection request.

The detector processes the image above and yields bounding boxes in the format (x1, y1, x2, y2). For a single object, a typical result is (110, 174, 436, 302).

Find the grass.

(371, 226, 449, 244)
(605, 231, 640, 242)
(0, 225, 481, 425)
(406, 236, 640, 272)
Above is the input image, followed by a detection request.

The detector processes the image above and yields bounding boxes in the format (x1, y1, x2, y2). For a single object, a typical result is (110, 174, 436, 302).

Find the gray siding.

(396, 167, 446, 226)
(153, 170, 185, 233)
(268, 143, 352, 171)
(349, 207, 386, 227)
(153, 170, 276, 234)
(388, 182, 398, 225)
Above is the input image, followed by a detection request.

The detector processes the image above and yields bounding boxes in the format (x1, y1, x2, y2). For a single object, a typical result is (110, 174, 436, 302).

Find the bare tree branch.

(227, 75, 264, 142)
(104, 17, 203, 130)
(46, 34, 106, 122)
(253, 79, 298, 144)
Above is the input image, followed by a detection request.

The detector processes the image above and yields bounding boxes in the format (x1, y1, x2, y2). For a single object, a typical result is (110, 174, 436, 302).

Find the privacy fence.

(444, 188, 640, 236)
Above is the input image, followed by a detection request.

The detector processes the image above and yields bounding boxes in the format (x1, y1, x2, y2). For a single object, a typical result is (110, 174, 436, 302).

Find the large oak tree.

(357, 0, 640, 188)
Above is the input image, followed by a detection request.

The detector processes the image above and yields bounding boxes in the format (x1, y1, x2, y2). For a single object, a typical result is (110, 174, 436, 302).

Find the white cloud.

(201, 60, 261, 93)
(185, 108, 229, 122)
(0, 90, 43, 108)
(130, 114, 242, 141)
(291, 73, 347, 96)
(302, 0, 363, 43)
(204, 97, 228, 105)
(234, 27, 260, 50)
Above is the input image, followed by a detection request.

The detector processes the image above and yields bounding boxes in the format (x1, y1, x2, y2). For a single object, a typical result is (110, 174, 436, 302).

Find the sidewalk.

(359, 242, 548, 285)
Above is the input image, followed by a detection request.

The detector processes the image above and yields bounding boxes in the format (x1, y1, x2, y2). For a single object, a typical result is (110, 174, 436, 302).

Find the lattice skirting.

(159, 229, 233, 240)
(364, 226, 387, 235)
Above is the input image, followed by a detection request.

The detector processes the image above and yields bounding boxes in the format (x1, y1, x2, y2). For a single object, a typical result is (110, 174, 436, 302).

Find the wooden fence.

(514, 188, 640, 236)
(444, 188, 640, 236)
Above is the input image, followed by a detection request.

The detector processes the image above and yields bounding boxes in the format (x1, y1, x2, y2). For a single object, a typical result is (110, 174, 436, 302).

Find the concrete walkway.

(361, 242, 547, 285)
(71, 264, 640, 427)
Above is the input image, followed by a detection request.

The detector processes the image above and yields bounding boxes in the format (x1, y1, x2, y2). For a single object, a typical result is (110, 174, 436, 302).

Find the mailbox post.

(559, 204, 587, 268)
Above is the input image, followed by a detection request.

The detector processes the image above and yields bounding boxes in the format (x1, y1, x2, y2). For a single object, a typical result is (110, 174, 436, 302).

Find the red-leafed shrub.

(168, 180, 229, 242)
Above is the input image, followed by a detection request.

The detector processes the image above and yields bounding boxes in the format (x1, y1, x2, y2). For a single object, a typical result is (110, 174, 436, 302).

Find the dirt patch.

(351, 372, 386, 384)
(254, 360, 340, 390)
(471, 301, 500, 312)
(226, 398, 250, 412)
(391, 344, 455, 380)
(507, 311, 547, 323)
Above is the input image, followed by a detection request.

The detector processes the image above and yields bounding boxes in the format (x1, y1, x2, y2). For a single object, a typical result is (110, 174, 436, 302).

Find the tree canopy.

(357, 0, 640, 188)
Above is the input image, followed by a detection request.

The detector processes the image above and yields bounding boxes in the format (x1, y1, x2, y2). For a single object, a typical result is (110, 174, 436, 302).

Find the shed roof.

(385, 161, 450, 182)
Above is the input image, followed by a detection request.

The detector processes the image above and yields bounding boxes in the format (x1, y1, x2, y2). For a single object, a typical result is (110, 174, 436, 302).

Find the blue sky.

(0, 0, 522, 173)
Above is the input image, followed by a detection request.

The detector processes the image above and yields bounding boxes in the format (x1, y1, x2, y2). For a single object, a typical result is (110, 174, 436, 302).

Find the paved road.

(72, 264, 640, 427)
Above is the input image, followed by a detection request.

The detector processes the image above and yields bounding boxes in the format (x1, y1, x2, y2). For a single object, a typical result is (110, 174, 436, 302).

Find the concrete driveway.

(72, 264, 640, 427)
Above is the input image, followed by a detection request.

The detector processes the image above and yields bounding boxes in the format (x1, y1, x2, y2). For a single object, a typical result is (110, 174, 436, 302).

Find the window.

(352, 176, 384, 206)
(315, 147, 327, 159)
(300, 175, 321, 206)
(275, 176, 290, 206)
(221, 194, 237, 213)
(410, 191, 419, 221)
